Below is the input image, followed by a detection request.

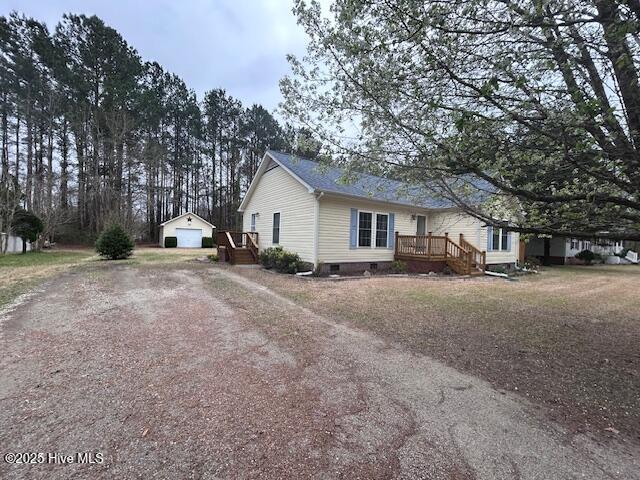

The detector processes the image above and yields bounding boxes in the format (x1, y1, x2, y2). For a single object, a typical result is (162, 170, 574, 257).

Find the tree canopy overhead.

(282, 0, 640, 240)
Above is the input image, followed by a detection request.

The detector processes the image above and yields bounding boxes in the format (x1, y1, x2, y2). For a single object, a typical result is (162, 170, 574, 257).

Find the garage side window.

(272, 212, 280, 244)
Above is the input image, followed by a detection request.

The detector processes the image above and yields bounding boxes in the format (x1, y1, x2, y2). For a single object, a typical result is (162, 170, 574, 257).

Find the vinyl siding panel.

(317, 195, 422, 263)
(429, 210, 520, 264)
(241, 165, 315, 262)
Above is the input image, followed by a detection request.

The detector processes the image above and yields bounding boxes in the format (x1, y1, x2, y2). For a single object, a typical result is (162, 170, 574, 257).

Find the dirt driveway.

(1, 263, 638, 479)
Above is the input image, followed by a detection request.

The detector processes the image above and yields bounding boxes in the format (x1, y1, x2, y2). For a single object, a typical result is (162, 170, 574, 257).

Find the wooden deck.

(217, 231, 259, 265)
(395, 232, 486, 275)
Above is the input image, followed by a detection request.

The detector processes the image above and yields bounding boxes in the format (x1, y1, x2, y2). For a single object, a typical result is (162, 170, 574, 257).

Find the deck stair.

(217, 231, 259, 265)
(395, 232, 486, 275)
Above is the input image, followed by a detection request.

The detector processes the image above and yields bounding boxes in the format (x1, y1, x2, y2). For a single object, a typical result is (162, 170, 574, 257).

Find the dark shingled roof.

(267, 150, 460, 209)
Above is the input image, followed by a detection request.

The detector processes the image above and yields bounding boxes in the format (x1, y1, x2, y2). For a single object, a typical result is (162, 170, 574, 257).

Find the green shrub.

(11, 208, 44, 253)
(259, 246, 302, 274)
(259, 246, 282, 269)
(276, 250, 303, 274)
(96, 224, 134, 260)
(202, 236, 214, 248)
(391, 260, 407, 273)
(207, 254, 218, 262)
(164, 236, 177, 248)
(524, 256, 541, 267)
(575, 249, 595, 265)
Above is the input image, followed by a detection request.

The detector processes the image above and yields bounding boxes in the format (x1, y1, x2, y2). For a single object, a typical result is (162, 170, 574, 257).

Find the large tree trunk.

(60, 120, 69, 209)
(25, 98, 33, 210)
(1, 92, 8, 182)
(46, 119, 53, 210)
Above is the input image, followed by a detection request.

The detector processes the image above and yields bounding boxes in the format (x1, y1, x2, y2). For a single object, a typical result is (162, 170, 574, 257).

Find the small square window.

(330, 264, 340, 273)
(370, 263, 378, 270)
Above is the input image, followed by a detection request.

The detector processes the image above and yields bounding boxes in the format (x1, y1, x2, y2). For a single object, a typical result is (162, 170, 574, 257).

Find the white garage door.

(175, 228, 202, 248)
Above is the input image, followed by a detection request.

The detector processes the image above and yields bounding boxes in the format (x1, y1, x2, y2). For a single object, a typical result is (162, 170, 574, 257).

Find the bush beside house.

(575, 249, 602, 265)
(259, 246, 302, 274)
(202, 236, 214, 248)
(164, 236, 177, 248)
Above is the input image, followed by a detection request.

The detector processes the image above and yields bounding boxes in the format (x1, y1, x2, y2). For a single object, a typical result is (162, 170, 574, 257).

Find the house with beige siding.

(232, 150, 520, 274)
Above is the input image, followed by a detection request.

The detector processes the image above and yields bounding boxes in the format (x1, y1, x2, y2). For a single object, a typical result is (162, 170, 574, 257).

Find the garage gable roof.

(160, 211, 215, 228)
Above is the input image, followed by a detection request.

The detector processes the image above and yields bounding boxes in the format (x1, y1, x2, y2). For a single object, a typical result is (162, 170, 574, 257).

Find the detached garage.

(159, 212, 215, 248)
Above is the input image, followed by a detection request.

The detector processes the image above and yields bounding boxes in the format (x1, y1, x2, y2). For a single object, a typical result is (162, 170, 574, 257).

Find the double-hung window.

(272, 212, 280, 244)
(358, 212, 372, 247)
(375, 214, 388, 247)
(357, 211, 389, 248)
(491, 227, 511, 251)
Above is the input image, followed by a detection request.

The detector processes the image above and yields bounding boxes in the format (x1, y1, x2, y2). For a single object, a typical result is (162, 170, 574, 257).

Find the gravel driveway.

(1, 264, 638, 479)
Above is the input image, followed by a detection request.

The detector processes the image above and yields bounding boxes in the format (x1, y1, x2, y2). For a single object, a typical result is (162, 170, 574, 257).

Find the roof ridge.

(267, 150, 407, 188)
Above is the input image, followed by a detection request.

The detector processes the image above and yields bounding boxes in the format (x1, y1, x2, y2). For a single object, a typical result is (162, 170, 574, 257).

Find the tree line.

(0, 12, 318, 247)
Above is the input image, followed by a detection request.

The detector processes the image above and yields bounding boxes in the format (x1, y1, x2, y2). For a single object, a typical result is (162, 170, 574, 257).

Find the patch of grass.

(131, 251, 204, 264)
(0, 250, 92, 268)
(0, 250, 95, 309)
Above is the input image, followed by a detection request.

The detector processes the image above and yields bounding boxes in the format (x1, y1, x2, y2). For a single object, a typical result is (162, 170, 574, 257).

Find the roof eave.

(317, 190, 451, 211)
(160, 211, 216, 228)
(238, 151, 315, 212)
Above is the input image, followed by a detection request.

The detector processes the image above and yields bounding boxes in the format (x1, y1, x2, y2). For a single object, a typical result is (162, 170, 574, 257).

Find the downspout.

(312, 191, 324, 269)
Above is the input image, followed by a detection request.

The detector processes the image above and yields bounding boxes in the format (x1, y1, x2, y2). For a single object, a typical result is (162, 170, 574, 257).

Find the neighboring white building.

(159, 212, 215, 248)
(0, 232, 31, 254)
(525, 236, 624, 264)
(236, 151, 520, 274)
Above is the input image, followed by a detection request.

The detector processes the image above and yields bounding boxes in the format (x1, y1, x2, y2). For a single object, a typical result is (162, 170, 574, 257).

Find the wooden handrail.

(225, 231, 237, 249)
(216, 230, 260, 264)
(396, 233, 485, 275)
(459, 233, 486, 272)
(246, 232, 259, 262)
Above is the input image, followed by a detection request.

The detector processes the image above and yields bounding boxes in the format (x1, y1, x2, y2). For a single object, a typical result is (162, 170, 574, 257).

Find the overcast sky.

(0, 0, 310, 112)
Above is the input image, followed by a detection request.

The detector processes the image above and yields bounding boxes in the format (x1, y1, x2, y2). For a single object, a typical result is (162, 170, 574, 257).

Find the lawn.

(0, 250, 96, 308)
(228, 264, 640, 444)
(0, 247, 213, 309)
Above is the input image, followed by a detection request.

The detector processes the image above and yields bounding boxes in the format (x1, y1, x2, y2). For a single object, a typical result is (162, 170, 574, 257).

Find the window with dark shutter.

(358, 212, 372, 247)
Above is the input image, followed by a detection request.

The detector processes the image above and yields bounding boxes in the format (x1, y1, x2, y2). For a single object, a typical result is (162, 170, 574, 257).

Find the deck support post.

(427, 231, 432, 257)
(444, 232, 448, 259)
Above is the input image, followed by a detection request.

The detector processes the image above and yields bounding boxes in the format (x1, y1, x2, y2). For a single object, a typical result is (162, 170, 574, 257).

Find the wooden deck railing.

(459, 234, 486, 272)
(395, 232, 486, 275)
(216, 231, 259, 264)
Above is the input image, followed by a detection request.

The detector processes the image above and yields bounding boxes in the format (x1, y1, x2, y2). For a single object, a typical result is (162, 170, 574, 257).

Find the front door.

(416, 215, 426, 235)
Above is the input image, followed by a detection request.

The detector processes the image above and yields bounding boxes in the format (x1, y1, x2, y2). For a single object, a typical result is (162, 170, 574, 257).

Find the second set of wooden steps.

(216, 231, 260, 265)
(394, 232, 486, 275)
